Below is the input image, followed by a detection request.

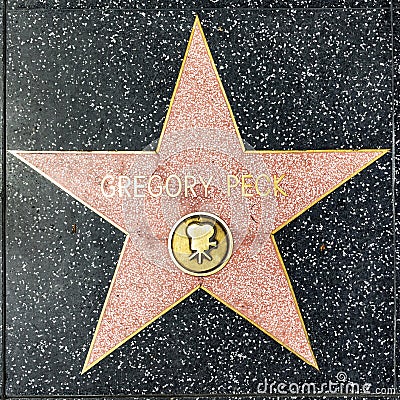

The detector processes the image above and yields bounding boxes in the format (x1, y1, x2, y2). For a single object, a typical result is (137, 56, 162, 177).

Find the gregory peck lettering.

(99, 173, 288, 198)
(10, 17, 387, 373)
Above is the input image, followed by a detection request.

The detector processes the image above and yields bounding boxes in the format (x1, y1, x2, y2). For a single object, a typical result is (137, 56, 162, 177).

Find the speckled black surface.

(5, 6, 397, 400)
(7, 0, 393, 11)
(7, 395, 393, 400)
(9, 398, 390, 400)
(7, 11, 393, 152)
(394, 7, 399, 393)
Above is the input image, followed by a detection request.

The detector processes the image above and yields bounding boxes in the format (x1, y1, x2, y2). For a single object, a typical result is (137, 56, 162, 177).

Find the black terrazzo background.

(393, 6, 399, 395)
(7, 11, 393, 152)
(6, 0, 394, 11)
(0, 7, 4, 396)
(9, 398, 395, 400)
(4, 4, 398, 400)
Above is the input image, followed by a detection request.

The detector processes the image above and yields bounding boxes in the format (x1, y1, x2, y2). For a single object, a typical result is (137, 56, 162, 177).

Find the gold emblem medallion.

(168, 212, 233, 276)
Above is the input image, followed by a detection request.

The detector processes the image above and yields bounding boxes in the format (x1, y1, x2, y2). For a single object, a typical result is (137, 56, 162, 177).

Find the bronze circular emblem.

(168, 212, 233, 276)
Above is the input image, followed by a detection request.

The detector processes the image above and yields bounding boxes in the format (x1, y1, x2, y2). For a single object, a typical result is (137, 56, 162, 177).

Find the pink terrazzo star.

(11, 17, 387, 373)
